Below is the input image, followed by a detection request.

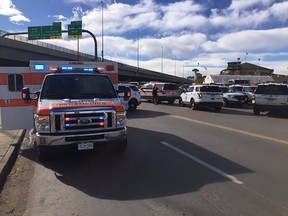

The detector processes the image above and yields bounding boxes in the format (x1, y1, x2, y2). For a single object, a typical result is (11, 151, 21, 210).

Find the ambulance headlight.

(35, 115, 50, 132)
(117, 111, 126, 127)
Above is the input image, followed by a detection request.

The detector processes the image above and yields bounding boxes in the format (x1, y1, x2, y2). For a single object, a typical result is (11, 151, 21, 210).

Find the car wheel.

(191, 99, 197, 110)
(128, 99, 137, 112)
(215, 107, 221, 112)
(168, 99, 175, 105)
(253, 107, 260, 115)
(237, 101, 243, 107)
(223, 98, 229, 107)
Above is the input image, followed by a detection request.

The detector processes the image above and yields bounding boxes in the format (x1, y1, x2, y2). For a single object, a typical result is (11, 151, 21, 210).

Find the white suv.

(118, 83, 141, 111)
(219, 86, 248, 107)
(179, 85, 223, 111)
(252, 83, 288, 115)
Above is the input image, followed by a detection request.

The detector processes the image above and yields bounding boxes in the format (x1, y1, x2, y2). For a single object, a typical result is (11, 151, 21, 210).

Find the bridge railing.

(0, 30, 94, 60)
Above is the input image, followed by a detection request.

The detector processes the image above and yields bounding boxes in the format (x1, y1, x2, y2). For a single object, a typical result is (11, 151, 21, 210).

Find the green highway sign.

(28, 26, 42, 40)
(28, 22, 62, 40)
(68, 21, 82, 39)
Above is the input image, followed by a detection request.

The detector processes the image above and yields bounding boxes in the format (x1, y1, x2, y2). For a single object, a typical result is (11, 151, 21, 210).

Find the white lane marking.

(160, 141, 244, 185)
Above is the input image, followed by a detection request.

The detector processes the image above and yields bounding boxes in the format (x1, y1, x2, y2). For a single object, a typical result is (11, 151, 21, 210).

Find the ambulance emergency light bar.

(33, 64, 100, 73)
(30, 61, 115, 73)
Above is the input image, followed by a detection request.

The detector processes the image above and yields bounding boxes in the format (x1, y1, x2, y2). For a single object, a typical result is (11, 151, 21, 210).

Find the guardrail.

(0, 30, 94, 60)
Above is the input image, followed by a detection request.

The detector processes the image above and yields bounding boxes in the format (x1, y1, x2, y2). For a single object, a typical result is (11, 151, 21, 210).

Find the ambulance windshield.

(40, 74, 117, 100)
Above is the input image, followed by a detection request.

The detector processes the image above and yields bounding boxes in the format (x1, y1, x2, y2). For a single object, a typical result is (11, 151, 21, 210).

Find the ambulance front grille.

(50, 108, 116, 133)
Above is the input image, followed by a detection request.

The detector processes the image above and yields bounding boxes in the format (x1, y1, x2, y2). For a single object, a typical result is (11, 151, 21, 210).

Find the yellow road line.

(171, 115, 288, 145)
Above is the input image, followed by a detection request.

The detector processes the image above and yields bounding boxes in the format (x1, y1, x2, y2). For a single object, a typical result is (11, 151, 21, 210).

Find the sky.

(1, 0, 288, 78)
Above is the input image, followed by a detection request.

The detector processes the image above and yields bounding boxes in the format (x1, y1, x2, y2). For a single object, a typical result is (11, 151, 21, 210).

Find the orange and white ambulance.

(0, 60, 128, 160)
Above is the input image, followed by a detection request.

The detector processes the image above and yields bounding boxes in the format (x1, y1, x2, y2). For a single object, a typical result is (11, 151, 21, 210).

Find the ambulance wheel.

(37, 147, 50, 162)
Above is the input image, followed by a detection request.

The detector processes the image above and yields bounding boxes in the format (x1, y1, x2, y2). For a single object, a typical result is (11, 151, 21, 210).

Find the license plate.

(78, 142, 94, 150)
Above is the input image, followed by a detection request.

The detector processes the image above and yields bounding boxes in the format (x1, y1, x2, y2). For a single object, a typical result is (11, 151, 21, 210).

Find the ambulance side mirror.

(21, 87, 31, 104)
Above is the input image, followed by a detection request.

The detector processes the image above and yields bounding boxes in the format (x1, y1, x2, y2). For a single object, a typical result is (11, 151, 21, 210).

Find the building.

(204, 75, 274, 85)
(220, 61, 274, 76)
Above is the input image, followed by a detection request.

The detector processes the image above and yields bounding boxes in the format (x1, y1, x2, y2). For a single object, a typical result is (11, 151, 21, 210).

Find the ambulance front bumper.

(35, 127, 127, 147)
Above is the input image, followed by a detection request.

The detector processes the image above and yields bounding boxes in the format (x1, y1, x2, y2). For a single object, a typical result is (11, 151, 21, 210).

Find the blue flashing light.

(83, 68, 94, 72)
(99, 116, 104, 120)
(65, 124, 71, 127)
(61, 66, 73, 70)
(34, 64, 45, 71)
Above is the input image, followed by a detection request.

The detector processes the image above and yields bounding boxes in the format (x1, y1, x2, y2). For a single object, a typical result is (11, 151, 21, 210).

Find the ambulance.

(0, 60, 128, 160)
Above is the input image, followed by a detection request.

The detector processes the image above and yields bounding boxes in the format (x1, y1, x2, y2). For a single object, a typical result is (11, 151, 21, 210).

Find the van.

(140, 82, 180, 104)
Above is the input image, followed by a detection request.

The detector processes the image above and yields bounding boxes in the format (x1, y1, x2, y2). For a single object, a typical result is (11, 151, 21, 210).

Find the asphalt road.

(7, 102, 288, 215)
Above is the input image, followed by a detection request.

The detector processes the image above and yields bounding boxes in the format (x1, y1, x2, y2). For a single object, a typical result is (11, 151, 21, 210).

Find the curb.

(0, 129, 26, 192)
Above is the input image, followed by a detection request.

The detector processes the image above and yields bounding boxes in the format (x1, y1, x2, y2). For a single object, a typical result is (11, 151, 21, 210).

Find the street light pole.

(101, 1, 104, 61)
(174, 55, 176, 76)
(137, 29, 139, 76)
(161, 46, 163, 76)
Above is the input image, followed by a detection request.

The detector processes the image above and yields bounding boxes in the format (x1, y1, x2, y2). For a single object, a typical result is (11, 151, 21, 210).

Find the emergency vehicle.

(140, 82, 180, 104)
(0, 60, 128, 160)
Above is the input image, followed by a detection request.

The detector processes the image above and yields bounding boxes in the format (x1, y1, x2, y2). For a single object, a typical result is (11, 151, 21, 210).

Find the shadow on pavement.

(20, 126, 253, 201)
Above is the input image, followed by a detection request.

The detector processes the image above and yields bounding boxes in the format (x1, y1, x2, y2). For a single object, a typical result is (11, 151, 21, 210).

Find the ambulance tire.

(37, 147, 51, 162)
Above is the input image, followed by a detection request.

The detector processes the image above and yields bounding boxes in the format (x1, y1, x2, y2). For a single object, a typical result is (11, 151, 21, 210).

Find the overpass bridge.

(0, 32, 191, 84)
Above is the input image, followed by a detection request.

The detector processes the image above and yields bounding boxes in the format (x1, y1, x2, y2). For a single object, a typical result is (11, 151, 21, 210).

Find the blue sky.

(1, 0, 288, 77)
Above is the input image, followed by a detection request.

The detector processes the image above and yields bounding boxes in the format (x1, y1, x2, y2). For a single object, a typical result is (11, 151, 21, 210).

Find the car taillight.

(197, 92, 202, 98)
(252, 94, 255, 103)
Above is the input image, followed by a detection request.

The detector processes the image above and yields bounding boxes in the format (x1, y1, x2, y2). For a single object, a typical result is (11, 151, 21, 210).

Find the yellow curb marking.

(171, 115, 288, 145)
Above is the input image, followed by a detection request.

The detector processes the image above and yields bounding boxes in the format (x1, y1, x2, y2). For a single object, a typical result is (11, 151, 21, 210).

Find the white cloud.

(202, 28, 288, 53)
(228, 0, 273, 11)
(9, 14, 30, 25)
(269, 1, 288, 22)
(0, 0, 30, 24)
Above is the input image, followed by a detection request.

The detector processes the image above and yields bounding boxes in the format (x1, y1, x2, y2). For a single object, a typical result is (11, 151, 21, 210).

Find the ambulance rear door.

(0, 67, 44, 130)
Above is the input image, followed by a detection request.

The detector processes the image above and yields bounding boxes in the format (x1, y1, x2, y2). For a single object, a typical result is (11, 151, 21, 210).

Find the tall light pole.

(101, 1, 104, 61)
(174, 55, 176, 76)
(161, 46, 163, 76)
(137, 29, 139, 76)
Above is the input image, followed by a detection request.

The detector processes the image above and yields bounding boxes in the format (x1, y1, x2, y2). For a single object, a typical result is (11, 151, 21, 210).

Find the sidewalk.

(0, 129, 25, 190)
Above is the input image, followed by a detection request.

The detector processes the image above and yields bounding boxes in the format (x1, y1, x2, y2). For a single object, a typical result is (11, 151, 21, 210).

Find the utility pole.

(101, 1, 104, 61)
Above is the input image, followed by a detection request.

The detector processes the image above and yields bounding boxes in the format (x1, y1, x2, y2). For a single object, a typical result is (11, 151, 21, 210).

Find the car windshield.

(41, 74, 117, 99)
(163, 84, 179, 90)
(230, 86, 243, 92)
(220, 87, 229, 93)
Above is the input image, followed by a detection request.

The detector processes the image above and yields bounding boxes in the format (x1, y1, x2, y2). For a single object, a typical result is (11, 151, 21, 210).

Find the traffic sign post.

(28, 22, 62, 40)
(68, 21, 82, 39)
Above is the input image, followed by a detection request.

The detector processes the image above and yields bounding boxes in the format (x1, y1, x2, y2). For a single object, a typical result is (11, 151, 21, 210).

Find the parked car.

(140, 82, 180, 104)
(229, 85, 256, 103)
(219, 86, 248, 107)
(179, 85, 223, 111)
(129, 82, 140, 88)
(118, 83, 141, 111)
(252, 83, 288, 115)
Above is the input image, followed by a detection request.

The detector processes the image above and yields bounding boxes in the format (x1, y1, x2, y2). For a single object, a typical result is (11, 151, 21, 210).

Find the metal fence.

(0, 30, 94, 59)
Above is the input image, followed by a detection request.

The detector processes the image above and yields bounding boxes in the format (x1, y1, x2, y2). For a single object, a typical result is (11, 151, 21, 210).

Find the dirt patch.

(0, 151, 35, 215)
